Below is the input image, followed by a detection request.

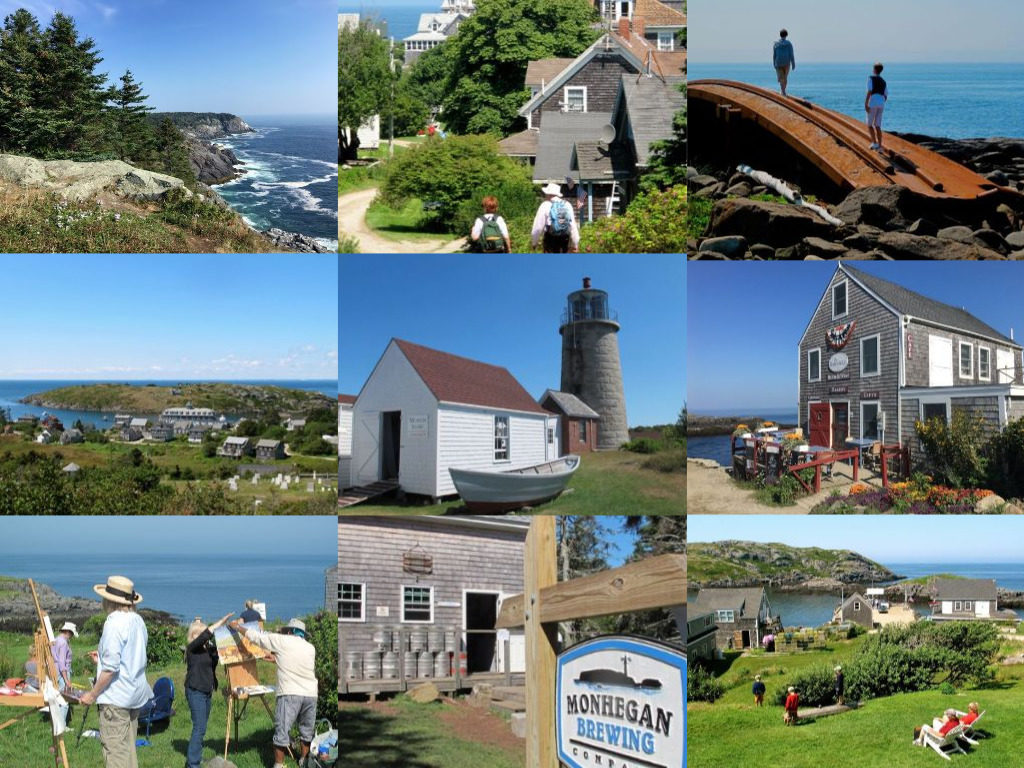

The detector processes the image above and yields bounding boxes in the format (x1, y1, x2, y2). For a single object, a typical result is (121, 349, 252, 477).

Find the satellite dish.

(599, 123, 617, 145)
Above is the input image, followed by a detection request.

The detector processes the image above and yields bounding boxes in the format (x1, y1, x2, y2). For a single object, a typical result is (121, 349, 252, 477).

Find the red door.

(809, 403, 830, 447)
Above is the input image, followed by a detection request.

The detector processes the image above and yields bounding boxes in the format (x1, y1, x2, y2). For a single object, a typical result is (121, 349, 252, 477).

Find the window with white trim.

(657, 31, 674, 51)
(979, 347, 991, 381)
(964, 601, 973, 611)
(494, 415, 509, 461)
(808, 348, 821, 382)
(832, 280, 848, 318)
(922, 401, 949, 424)
(402, 585, 433, 623)
(579, 419, 588, 442)
(954, 601, 962, 612)
(564, 86, 587, 112)
(715, 609, 735, 623)
(338, 583, 365, 622)
(861, 335, 880, 377)
(959, 342, 974, 378)
(854, 601, 861, 611)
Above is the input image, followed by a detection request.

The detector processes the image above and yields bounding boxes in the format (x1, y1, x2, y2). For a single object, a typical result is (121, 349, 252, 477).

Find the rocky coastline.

(689, 135, 1024, 259)
(0, 577, 176, 634)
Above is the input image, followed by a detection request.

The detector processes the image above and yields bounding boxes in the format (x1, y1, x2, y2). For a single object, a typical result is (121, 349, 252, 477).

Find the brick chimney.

(617, 17, 630, 38)
(633, 16, 646, 39)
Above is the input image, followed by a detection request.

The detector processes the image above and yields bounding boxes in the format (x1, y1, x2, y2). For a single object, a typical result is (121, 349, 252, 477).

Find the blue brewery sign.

(556, 635, 686, 768)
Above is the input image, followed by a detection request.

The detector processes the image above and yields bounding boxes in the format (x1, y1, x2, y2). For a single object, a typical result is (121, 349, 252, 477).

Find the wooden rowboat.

(449, 455, 580, 513)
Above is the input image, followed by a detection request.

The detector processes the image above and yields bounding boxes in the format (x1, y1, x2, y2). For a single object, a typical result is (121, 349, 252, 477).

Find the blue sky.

(689, 515, 1024, 564)
(689, 0, 1024, 63)
(1, 516, 337, 556)
(0, 254, 338, 380)
(339, 255, 686, 426)
(688, 262, 1024, 414)
(0, 0, 336, 115)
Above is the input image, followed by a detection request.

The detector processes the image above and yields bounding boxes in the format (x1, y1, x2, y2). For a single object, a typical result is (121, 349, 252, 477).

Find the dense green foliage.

(380, 72, 431, 138)
(339, 20, 395, 161)
(688, 662, 725, 703)
(153, 117, 196, 185)
(379, 134, 534, 226)
(304, 610, 339, 726)
(915, 410, 989, 488)
(986, 417, 1024, 498)
(580, 186, 687, 253)
(430, 0, 599, 135)
(146, 622, 186, 667)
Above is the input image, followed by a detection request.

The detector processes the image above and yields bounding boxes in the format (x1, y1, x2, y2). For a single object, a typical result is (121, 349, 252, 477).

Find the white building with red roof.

(349, 339, 557, 499)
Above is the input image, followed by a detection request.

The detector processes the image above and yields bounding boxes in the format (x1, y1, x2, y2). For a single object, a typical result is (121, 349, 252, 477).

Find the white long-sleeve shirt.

(531, 198, 580, 248)
(97, 611, 152, 709)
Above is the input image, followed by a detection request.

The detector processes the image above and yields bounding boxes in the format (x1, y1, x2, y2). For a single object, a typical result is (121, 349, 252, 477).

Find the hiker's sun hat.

(285, 618, 307, 636)
(93, 575, 142, 606)
(541, 181, 562, 196)
(788, 686, 795, 692)
(59, 622, 78, 637)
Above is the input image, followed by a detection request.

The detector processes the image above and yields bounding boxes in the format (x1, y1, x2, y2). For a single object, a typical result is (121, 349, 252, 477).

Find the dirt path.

(338, 186, 465, 253)
(687, 459, 807, 514)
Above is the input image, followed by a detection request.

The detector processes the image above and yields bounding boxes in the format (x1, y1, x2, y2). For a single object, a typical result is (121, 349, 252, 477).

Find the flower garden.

(811, 473, 998, 514)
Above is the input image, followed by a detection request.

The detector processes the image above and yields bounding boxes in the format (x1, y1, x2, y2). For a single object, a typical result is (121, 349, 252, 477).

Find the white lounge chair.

(919, 723, 968, 760)
(953, 710, 986, 745)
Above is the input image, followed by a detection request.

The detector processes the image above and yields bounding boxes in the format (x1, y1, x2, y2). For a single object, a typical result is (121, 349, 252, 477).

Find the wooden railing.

(788, 448, 860, 493)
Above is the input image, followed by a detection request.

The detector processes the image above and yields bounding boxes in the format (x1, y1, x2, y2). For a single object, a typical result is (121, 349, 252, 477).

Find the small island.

(20, 382, 334, 418)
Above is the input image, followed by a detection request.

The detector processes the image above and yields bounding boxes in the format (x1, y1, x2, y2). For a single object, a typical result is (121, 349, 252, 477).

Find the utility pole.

(389, 36, 396, 159)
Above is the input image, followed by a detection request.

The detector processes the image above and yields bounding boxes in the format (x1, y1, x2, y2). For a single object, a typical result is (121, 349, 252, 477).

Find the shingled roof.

(572, 139, 635, 182)
(843, 265, 1020, 347)
(526, 58, 576, 87)
(932, 577, 997, 601)
(539, 390, 600, 419)
(616, 74, 685, 165)
(690, 587, 768, 619)
(533, 111, 612, 182)
(394, 339, 548, 414)
(498, 128, 539, 158)
(338, 394, 357, 405)
(635, 0, 686, 26)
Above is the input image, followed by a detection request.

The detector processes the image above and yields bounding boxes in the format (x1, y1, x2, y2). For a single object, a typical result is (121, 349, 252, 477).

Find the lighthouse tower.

(559, 276, 628, 450)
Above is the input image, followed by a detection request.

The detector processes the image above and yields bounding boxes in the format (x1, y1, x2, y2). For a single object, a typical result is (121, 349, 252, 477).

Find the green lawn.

(365, 198, 457, 244)
(690, 637, 1024, 767)
(343, 450, 684, 515)
(340, 697, 523, 768)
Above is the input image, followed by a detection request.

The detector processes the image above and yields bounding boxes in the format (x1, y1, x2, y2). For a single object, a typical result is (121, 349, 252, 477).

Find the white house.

(351, 339, 556, 499)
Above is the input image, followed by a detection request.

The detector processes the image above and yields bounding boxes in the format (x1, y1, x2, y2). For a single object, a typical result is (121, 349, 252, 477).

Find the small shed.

(286, 418, 307, 432)
(218, 436, 253, 458)
(930, 577, 999, 620)
(690, 587, 781, 650)
(255, 439, 286, 460)
(833, 592, 873, 627)
(60, 428, 85, 445)
(539, 389, 599, 454)
(350, 339, 555, 498)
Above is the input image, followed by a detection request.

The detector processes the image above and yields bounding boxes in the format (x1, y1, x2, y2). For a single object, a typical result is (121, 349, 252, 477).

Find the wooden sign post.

(0, 580, 71, 768)
(497, 519, 687, 767)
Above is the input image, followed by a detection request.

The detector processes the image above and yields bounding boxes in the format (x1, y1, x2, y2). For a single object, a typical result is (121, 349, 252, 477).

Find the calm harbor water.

(689, 410, 799, 465)
(688, 62, 1024, 139)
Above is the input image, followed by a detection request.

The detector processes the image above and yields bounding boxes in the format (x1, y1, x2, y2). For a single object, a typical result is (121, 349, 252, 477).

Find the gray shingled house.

(339, 516, 529, 695)
(218, 436, 253, 458)
(255, 438, 286, 460)
(799, 264, 1024, 451)
(686, 611, 718, 661)
(929, 577, 1001, 620)
(832, 592, 873, 627)
(689, 587, 781, 650)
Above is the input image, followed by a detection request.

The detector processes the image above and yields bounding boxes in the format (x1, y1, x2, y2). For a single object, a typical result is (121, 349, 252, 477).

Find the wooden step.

(492, 686, 526, 702)
(489, 699, 526, 714)
(338, 480, 400, 508)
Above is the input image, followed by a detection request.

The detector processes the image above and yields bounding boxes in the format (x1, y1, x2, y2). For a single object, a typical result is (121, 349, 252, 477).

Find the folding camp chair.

(138, 677, 175, 740)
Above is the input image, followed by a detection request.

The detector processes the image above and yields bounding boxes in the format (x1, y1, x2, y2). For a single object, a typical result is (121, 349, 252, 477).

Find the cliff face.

(186, 137, 241, 185)
(149, 112, 252, 184)
(689, 540, 899, 591)
(149, 112, 254, 139)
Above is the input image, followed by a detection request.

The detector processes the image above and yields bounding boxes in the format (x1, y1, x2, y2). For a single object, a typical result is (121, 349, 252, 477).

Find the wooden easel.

(0, 580, 71, 768)
(222, 658, 280, 759)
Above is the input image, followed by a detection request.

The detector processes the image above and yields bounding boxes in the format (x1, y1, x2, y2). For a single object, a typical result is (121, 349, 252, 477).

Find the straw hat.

(59, 622, 78, 637)
(93, 575, 142, 606)
(541, 181, 562, 196)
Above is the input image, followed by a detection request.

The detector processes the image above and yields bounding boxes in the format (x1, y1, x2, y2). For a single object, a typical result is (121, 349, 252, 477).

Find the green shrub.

(579, 186, 686, 253)
(915, 410, 988, 488)
(620, 438, 663, 454)
(303, 610, 338, 725)
(338, 233, 360, 254)
(985, 416, 1024, 498)
(846, 623, 866, 639)
(451, 179, 538, 244)
(939, 681, 956, 695)
(82, 613, 106, 638)
(687, 662, 724, 703)
(146, 623, 186, 668)
(641, 447, 686, 473)
(772, 665, 835, 708)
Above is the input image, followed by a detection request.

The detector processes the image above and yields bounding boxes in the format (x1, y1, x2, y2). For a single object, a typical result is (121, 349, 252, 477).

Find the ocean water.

(0, 379, 338, 430)
(889, 562, 1024, 592)
(214, 118, 338, 250)
(688, 62, 1024, 139)
(339, 4, 433, 41)
(688, 410, 799, 465)
(1, 553, 334, 624)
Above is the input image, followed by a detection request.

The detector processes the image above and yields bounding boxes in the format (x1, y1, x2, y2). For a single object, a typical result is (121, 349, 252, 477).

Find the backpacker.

(548, 198, 571, 237)
(478, 215, 505, 252)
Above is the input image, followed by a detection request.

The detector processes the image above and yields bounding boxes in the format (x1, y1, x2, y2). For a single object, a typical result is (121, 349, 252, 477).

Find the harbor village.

(338, 273, 685, 514)
(688, 262, 1024, 514)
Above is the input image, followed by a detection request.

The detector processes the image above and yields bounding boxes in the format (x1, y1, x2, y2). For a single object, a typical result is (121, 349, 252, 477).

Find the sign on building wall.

(556, 636, 685, 768)
(408, 415, 428, 438)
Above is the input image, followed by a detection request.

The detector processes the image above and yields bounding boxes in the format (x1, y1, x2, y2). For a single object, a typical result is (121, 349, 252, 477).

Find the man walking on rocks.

(773, 29, 796, 96)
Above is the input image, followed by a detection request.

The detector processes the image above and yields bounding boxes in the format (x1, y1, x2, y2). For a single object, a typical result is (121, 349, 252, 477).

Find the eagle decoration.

(826, 320, 856, 350)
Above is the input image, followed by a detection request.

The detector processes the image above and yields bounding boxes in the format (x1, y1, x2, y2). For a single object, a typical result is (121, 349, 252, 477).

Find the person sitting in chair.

(915, 708, 959, 745)
(959, 702, 981, 726)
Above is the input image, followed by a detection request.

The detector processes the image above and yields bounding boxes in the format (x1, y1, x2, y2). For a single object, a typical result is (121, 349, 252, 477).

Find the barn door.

(809, 403, 830, 447)
(355, 412, 380, 485)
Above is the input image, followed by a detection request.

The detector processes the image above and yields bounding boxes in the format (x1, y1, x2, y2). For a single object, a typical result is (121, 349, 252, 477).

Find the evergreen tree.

(107, 69, 155, 163)
(32, 12, 107, 156)
(0, 10, 44, 152)
(153, 117, 196, 185)
(613, 517, 685, 643)
(557, 516, 612, 645)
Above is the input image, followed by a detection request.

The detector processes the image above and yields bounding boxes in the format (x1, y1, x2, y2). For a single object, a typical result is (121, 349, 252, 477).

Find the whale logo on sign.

(557, 636, 685, 768)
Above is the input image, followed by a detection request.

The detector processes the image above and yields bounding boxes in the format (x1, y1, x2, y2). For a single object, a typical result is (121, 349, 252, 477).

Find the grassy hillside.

(0, 183, 275, 253)
(22, 382, 334, 417)
(688, 541, 897, 587)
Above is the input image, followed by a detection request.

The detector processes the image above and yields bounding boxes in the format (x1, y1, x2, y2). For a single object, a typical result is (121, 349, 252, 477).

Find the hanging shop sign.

(828, 352, 849, 373)
(861, 391, 880, 401)
(556, 635, 685, 768)
(826, 321, 856, 350)
(829, 386, 849, 395)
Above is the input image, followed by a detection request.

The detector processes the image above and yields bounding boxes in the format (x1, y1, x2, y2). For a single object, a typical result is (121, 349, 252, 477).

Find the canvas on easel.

(218, 625, 285, 761)
(0, 580, 72, 768)
(214, 622, 273, 666)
